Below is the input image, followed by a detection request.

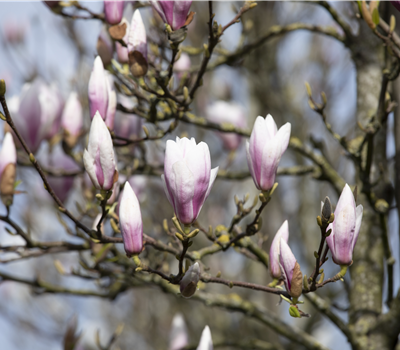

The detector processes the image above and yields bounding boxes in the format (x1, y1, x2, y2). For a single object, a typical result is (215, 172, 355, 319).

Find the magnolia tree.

(0, 1, 399, 350)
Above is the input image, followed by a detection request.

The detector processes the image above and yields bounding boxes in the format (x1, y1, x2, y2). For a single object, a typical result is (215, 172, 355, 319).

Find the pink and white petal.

(249, 116, 269, 184)
(275, 122, 291, 154)
(185, 142, 211, 215)
(151, 1, 167, 23)
(352, 204, 363, 250)
(170, 161, 195, 224)
(164, 140, 184, 175)
(334, 204, 356, 264)
(246, 141, 259, 189)
(269, 220, 289, 278)
(264, 114, 278, 138)
(279, 239, 296, 290)
(83, 149, 100, 189)
(161, 174, 174, 206)
(204, 166, 219, 200)
(335, 184, 356, 219)
(259, 137, 281, 191)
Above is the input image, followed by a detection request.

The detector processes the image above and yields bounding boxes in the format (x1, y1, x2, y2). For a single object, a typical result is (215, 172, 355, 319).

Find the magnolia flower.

(269, 220, 289, 279)
(246, 114, 291, 191)
(119, 182, 143, 256)
(196, 325, 213, 350)
(61, 91, 83, 149)
(169, 314, 188, 350)
(88, 56, 109, 120)
(0, 133, 17, 205)
(83, 112, 118, 191)
(162, 137, 218, 225)
(116, 18, 129, 63)
(104, 0, 124, 25)
(9, 79, 64, 153)
(279, 239, 302, 298)
(152, 1, 192, 31)
(326, 184, 363, 266)
(105, 72, 117, 129)
(128, 10, 148, 77)
(180, 262, 200, 298)
(206, 101, 247, 151)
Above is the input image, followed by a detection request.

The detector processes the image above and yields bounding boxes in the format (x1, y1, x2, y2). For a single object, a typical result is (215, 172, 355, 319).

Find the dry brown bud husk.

(129, 51, 148, 78)
(113, 169, 119, 185)
(108, 23, 127, 41)
(97, 37, 113, 66)
(181, 281, 197, 298)
(290, 262, 303, 298)
(184, 11, 195, 27)
(0, 163, 16, 206)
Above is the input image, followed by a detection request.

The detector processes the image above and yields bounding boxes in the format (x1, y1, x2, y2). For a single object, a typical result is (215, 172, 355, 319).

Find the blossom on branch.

(83, 112, 118, 191)
(119, 181, 143, 257)
(88, 56, 109, 121)
(151, 1, 193, 31)
(279, 239, 302, 299)
(104, 0, 124, 25)
(326, 184, 363, 266)
(269, 220, 289, 280)
(246, 114, 291, 191)
(162, 137, 218, 225)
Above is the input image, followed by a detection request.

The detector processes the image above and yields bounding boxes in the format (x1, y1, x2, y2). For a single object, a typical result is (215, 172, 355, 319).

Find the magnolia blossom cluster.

(268, 184, 363, 299)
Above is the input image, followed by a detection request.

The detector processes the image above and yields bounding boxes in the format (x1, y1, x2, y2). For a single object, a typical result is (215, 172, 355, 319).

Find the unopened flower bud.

(247, 115, 291, 191)
(162, 137, 218, 225)
(180, 262, 200, 298)
(83, 112, 118, 191)
(269, 220, 289, 279)
(326, 184, 363, 266)
(104, 0, 124, 25)
(279, 239, 302, 298)
(88, 56, 109, 120)
(119, 181, 143, 256)
(151, 1, 193, 31)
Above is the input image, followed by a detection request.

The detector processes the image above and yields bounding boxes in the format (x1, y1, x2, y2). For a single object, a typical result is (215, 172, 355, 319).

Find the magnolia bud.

(83, 112, 118, 191)
(162, 137, 218, 225)
(247, 115, 291, 191)
(326, 184, 363, 266)
(180, 262, 200, 298)
(119, 182, 143, 256)
(151, 1, 193, 31)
